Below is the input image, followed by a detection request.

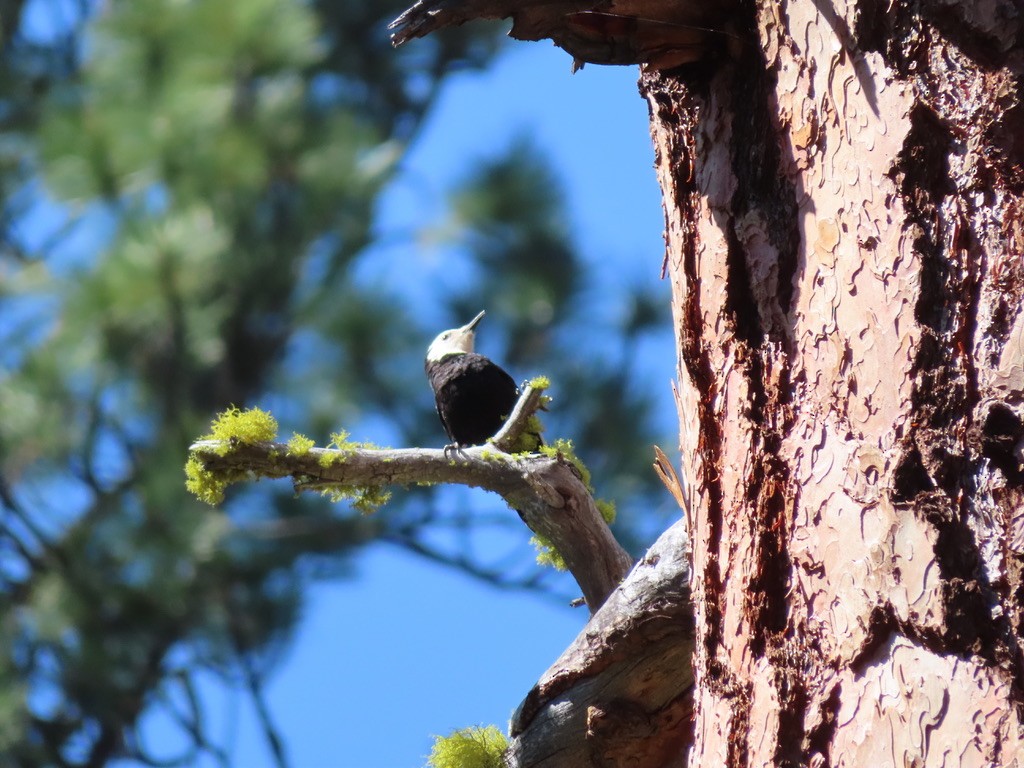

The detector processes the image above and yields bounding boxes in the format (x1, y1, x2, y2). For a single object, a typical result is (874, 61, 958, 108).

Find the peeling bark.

(644, 0, 1024, 763)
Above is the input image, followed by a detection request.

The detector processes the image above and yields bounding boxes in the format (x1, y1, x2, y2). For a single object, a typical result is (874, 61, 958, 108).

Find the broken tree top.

(388, 0, 736, 71)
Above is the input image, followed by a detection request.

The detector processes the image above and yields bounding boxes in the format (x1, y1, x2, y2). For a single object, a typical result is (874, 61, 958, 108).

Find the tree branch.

(491, 383, 547, 452)
(388, 0, 732, 70)
(235, 646, 289, 768)
(188, 389, 634, 611)
(387, 0, 587, 47)
(507, 519, 694, 768)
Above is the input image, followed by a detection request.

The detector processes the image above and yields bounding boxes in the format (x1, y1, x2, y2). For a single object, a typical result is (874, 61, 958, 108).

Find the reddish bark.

(644, 0, 1024, 763)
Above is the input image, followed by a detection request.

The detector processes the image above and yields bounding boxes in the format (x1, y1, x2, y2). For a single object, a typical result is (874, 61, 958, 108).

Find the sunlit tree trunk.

(642, 0, 1024, 763)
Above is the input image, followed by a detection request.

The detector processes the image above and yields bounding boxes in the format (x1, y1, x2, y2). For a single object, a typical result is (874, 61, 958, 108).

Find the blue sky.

(95, 32, 672, 768)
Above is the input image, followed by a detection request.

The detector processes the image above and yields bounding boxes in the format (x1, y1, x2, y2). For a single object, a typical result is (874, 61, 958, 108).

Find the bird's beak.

(463, 310, 486, 332)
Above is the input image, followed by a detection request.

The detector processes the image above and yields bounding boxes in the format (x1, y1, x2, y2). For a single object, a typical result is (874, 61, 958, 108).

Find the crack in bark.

(642, 69, 728, 666)
(887, 103, 1024, 677)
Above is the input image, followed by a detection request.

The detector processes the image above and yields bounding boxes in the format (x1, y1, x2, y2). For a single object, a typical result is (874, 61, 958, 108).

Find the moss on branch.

(183, 385, 634, 612)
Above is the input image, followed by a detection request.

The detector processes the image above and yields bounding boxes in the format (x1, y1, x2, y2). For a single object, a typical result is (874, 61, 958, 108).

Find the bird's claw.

(443, 442, 467, 459)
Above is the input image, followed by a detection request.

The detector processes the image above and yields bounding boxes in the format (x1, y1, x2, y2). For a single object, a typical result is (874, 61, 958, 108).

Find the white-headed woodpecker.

(424, 310, 522, 449)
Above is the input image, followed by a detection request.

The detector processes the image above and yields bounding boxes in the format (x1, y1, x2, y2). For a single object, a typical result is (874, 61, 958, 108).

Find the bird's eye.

(442, 332, 451, 339)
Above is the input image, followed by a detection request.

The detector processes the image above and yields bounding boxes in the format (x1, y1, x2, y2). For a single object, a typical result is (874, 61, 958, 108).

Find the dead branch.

(508, 519, 694, 768)
(492, 384, 548, 452)
(389, 0, 734, 70)
(188, 388, 633, 612)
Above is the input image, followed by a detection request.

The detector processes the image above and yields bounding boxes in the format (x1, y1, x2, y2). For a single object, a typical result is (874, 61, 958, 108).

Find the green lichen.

(184, 411, 396, 512)
(327, 429, 351, 448)
(531, 439, 618, 570)
(531, 532, 567, 571)
(318, 484, 391, 515)
(287, 433, 315, 456)
(185, 407, 279, 505)
(527, 375, 550, 390)
(318, 433, 350, 466)
(427, 725, 508, 768)
(507, 414, 544, 454)
(319, 429, 356, 464)
(539, 438, 591, 491)
(203, 406, 278, 453)
(318, 429, 385, 467)
(596, 498, 617, 525)
(185, 454, 231, 506)
(303, 431, 391, 510)
(354, 486, 391, 514)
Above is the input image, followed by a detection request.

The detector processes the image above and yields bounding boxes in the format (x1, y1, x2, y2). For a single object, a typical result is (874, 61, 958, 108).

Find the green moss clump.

(353, 486, 391, 514)
(509, 414, 544, 454)
(539, 438, 591, 491)
(527, 375, 550, 390)
(533, 439, 586, 569)
(184, 412, 395, 512)
(327, 430, 352, 449)
(317, 430, 351, 466)
(531, 533, 567, 571)
(596, 498, 617, 525)
(531, 439, 618, 570)
(318, 484, 391, 515)
(318, 430, 386, 467)
(185, 407, 278, 505)
(203, 407, 278, 454)
(427, 725, 508, 768)
(287, 433, 315, 456)
(185, 455, 231, 506)
(309, 431, 391, 511)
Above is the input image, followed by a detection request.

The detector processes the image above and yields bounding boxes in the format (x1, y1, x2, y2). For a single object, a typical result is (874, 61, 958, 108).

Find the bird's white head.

(426, 310, 486, 363)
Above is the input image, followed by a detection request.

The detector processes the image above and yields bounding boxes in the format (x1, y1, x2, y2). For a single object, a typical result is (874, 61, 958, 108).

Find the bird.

(424, 310, 535, 450)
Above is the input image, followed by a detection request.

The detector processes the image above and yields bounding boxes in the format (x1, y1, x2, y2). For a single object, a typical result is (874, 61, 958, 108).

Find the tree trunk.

(642, 0, 1024, 764)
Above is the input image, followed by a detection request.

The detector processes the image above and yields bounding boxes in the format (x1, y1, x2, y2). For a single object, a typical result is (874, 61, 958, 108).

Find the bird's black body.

(425, 352, 519, 447)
